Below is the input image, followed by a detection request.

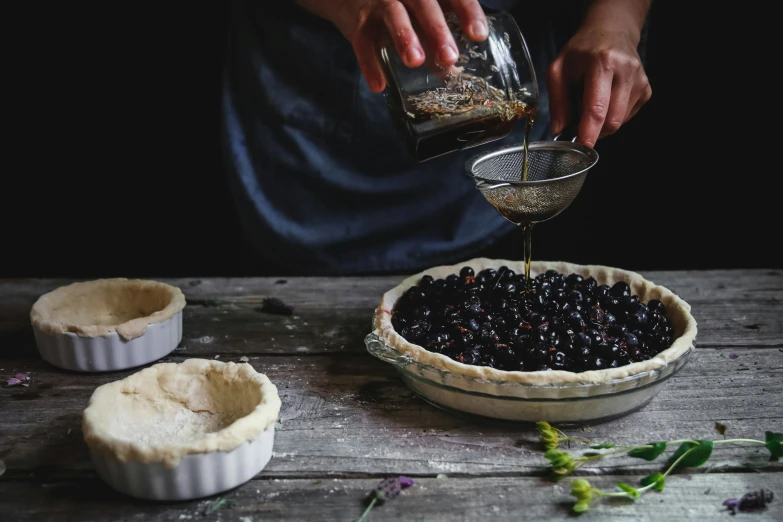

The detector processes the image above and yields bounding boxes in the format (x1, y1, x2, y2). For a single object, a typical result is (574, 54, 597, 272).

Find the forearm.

(581, 0, 652, 44)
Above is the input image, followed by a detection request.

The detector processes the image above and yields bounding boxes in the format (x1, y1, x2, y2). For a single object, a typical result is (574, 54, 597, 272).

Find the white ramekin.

(90, 427, 275, 501)
(33, 311, 182, 372)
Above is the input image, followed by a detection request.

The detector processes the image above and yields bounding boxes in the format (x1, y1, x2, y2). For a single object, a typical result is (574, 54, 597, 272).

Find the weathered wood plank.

(1, 297, 781, 364)
(2, 269, 780, 305)
(2, 348, 780, 479)
(1, 474, 781, 521)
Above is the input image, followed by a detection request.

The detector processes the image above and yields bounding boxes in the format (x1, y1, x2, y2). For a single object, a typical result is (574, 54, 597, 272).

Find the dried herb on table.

(355, 476, 414, 522)
(258, 297, 294, 316)
(723, 489, 774, 514)
(6, 372, 29, 387)
(203, 496, 232, 515)
(535, 421, 782, 513)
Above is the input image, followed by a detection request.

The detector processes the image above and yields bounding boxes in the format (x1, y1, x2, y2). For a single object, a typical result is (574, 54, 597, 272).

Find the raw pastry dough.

(82, 358, 282, 468)
(30, 278, 187, 341)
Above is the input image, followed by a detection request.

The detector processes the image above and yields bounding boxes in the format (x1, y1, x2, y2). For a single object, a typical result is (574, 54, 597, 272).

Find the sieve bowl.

(465, 141, 599, 225)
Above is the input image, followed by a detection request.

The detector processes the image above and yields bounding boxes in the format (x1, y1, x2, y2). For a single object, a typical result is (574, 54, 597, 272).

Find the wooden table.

(2, 271, 782, 521)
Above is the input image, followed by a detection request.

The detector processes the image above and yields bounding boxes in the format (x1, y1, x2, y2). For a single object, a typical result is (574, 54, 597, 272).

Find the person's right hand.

(308, 0, 489, 92)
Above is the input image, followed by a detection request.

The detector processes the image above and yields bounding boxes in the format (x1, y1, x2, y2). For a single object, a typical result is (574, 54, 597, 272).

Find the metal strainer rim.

(464, 141, 599, 185)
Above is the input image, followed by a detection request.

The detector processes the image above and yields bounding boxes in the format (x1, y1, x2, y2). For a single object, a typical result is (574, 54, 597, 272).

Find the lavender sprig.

(723, 489, 774, 514)
(355, 476, 414, 522)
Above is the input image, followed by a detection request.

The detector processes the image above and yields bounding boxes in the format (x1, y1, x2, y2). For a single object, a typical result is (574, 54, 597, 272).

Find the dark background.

(3, 2, 775, 278)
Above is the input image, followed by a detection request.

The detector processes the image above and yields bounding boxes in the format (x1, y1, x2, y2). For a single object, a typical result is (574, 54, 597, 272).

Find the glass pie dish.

(366, 258, 698, 424)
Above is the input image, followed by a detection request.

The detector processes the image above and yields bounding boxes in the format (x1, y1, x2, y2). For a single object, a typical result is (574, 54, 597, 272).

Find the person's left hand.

(546, 27, 652, 148)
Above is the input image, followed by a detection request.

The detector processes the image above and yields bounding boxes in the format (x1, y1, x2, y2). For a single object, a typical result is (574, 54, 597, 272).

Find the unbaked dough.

(373, 257, 698, 386)
(30, 278, 186, 341)
(82, 358, 282, 468)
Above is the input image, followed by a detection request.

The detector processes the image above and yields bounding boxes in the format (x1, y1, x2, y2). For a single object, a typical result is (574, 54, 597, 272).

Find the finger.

(598, 75, 633, 139)
(382, 2, 425, 68)
(353, 29, 386, 92)
(578, 65, 613, 148)
(545, 57, 569, 137)
(626, 78, 652, 122)
(446, 0, 488, 41)
(401, 0, 459, 68)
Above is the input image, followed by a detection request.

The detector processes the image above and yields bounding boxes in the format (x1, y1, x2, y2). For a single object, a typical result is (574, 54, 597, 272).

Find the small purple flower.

(398, 476, 414, 489)
(729, 353, 738, 360)
(723, 498, 740, 514)
(7, 373, 28, 387)
(357, 476, 415, 522)
(372, 476, 415, 504)
(723, 489, 774, 514)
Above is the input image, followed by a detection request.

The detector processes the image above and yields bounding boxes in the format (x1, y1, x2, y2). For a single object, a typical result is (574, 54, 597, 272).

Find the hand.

(317, 0, 489, 92)
(546, 27, 652, 148)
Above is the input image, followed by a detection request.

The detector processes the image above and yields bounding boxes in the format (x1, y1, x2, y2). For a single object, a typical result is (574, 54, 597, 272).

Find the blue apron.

(221, 1, 557, 275)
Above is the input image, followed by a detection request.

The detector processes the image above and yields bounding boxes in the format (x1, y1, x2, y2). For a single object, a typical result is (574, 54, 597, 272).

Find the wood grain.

(1, 272, 781, 521)
(1, 474, 781, 521)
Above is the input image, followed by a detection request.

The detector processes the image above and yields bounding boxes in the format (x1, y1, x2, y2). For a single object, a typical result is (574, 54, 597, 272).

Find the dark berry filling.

(391, 266, 675, 373)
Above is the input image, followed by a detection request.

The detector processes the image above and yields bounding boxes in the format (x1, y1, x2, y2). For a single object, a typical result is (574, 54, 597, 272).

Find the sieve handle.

(553, 82, 583, 143)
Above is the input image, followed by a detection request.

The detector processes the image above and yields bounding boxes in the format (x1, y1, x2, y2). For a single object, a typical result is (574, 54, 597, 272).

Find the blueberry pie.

(373, 258, 698, 385)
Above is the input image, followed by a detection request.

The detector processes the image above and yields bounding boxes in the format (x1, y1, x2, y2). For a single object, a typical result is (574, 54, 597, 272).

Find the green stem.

(599, 491, 632, 498)
(662, 447, 697, 479)
(355, 497, 378, 522)
(713, 439, 765, 445)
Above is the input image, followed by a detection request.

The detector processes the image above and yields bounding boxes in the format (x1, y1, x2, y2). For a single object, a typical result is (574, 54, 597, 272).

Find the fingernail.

(471, 20, 488, 39)
(406, 47, 423, 64)
(439, 44, 459, 65)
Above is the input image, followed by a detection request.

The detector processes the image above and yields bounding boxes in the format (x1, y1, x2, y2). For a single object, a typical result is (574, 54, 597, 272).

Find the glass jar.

(377, 10, 539, 162)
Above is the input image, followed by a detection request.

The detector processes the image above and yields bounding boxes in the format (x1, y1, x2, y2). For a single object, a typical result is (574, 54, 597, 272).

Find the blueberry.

(623, 332, 639, 348)
(460, 266, 475, 279)
(648, 299, 666, 315)
(610, 281, 631, 298)
(575, 332, 592, 348)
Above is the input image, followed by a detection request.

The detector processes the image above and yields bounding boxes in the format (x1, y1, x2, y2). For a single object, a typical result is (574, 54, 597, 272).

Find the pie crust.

(30, 278, 187, 341)
(373, 257, 698, 386)
(82, 358, 282, 468)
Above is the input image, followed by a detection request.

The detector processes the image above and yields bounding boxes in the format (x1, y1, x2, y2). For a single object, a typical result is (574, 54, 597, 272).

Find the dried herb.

(203, 496, 232, 515)
(7, 373, 29, 387)
(355, 476, 414, 522)
(723, 489, 774, 514)
(259, 297, 294, 316)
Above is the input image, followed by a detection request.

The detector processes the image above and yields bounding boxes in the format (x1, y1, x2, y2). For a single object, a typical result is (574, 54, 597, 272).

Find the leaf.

(765, 431, 783, 458)
(573, 500, 591, 513)
(715, 422, 727, 435)
(640, 472, 665, 492)
(668, 440, 714, 470)
(628, 442, 667, 461)
(617, 482, 641, 499)
(204, 497, 232, 515)
(589, 443, 615, 449)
